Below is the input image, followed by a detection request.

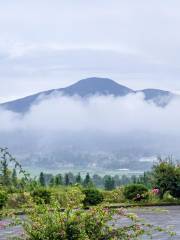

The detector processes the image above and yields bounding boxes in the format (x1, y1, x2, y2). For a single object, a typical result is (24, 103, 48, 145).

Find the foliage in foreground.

(0, 149, 177, 239)
(20, 202, 171, 240)
(0, 189, 8, 209)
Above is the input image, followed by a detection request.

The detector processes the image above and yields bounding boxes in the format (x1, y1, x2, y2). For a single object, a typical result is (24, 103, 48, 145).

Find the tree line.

(38, 171, 152, 190)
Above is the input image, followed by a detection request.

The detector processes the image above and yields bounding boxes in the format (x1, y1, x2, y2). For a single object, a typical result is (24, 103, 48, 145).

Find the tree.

(174, 166, 180, 198)
(12, 168, 18, 187)
(76, 173, 82, 184)
(55, 174, 62, 186)
(39, 172, 45, 186)
(138, 172, 152, 189)
(83, 173, 92, 187)
(49, 177, 55, 187)
(64, 173, 70, 186)
(104, 176, 115, 191)
(152, 159, 180, 198)
(92, 174, 103, 187)
(67, 172, 75, 184)
(0, 152, 11, 186)
(131, 175, 137, 184)
(0, 190, 8, 209)
(0, 148, 30, 187)
(43, 173, 53, 185)
(19, 177, 26, 189)
(120, 175, 130, 185)
(113, 175, 120, 187)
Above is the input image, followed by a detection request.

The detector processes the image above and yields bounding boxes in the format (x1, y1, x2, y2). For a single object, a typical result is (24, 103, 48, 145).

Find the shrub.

(7, 192, 32, 208)
(163, 191, 176, 202)
(102, 187, 125, 203)
(52, 186, 85, 208)
(124, 184, 149, 201)
(24, 205, 115, 239)
(31, 187, 51, 204)
(148, 190, 160, 203)
(152, 159, 180, 198)
(0, 189, 8, 209)
(22, 202, 169, 239)
(82, 188, 104, 206)
(169, 165, 180, 198)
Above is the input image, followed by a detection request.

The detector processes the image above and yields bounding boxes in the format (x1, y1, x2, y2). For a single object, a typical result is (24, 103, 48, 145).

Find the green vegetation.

(104, 176, 115, 190)
(23, 199, 159, 240)
(6, 192, 31, 209)
(152, 158, 180, 198)
(102, 187, 125, 203)
(0, 149, 179, 239)
(39, 172, 46, 186)
(82, 188, 104, 206)
(31, 187, 51, 204)
(124, 184, 149, 201)
(0, 189, 7, 209)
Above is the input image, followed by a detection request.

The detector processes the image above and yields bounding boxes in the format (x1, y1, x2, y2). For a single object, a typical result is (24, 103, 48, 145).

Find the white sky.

(1, 0, 180, 102)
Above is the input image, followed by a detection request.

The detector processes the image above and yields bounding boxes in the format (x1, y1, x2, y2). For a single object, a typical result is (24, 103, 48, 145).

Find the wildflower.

(152, 188, 160, 195)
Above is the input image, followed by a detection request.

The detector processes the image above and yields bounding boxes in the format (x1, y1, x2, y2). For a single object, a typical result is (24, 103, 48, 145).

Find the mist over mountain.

(0, 77, 179, 172)
(1, 77, 174, 113)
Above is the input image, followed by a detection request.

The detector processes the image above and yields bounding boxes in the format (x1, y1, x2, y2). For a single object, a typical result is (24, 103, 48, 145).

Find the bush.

(22, 201, 169, 239)
(124, 184, 149, 201)
(82, 188, 104, 206)
(7, 192, 32, 208)
(148, 190, 160, 203)
(163, 191, 176, 202)
(168, 165, 180, 198)
(102, 187, 125, 203)
(31, 188, 51, 204)
(52, 186, 85, 208)
(0, 189, 8, 209)
(152, 160, 180, 198)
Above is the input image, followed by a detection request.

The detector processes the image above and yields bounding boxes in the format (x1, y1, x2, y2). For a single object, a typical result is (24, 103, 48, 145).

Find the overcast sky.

(1, 0, 180, 102)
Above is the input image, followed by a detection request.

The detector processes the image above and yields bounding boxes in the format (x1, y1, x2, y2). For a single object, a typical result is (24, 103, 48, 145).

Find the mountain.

(1, 77, 174, 113)
(138, 89, 174, 107)
(61, 77, 133, 96)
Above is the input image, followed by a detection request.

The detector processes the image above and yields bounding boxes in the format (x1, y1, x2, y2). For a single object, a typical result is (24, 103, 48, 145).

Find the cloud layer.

(0, 93, 180, 136)
(1, 92, 180, 170)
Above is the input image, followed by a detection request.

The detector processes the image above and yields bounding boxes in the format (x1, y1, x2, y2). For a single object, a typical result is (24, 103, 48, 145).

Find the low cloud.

(0, 93, 180, 135)
(1, 93, 180, 167)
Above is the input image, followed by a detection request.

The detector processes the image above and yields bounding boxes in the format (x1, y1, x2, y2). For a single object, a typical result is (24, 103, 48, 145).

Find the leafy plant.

(0, 148, 30, 182)
(52, 186, 85, 209)
(31, 187, 51, 204)
(124, 184, 149, 201)
(0, 189, 7, 209)
(20, 201, 172, 240)
(7, 192, 32, 208)
(82, 188, 104, 206)
(152, 159, 180, 198)
(103, 187, 125, 203)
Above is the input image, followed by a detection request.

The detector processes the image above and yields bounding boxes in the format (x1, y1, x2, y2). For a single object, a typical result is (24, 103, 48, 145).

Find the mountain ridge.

(1, 77, 174, 113)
